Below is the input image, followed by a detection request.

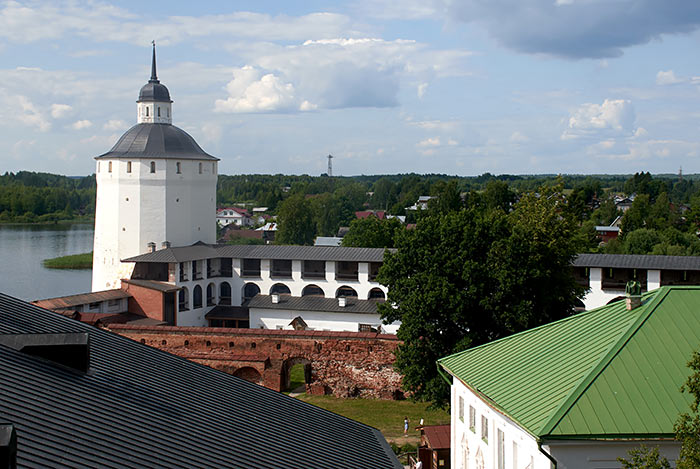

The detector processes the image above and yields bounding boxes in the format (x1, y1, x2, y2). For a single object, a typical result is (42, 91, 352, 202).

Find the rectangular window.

(199, 162, 203, 174)
(481, 416, 488, 443)
(107, 299, 120, 307)
(497, 429, 505, 469)
(126, 161, 132, 173)
(458, 396, 464, 422)
(241, 258, 261, 277)
(469, 406, 476, 432)
(176, 162, 181, 174)
(108, 161, 112, 173)
(88, 302, 100, 310)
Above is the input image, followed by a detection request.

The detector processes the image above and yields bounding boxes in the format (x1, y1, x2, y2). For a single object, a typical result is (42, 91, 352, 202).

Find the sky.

(1, 1, 700, 177)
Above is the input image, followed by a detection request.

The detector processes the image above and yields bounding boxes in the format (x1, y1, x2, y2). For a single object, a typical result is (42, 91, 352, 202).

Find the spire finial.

(150, 40, 158, 83)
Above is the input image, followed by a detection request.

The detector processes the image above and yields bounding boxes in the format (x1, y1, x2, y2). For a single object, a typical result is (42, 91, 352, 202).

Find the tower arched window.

(176, 162, 181, 174)
(145, 107, 149, 117)
(198, 162, 202, 174)
(108, 161, 112, 173)
(126, 161, 132, 173)
(150, 161, 156, 173)
(157, 106, 161, 117)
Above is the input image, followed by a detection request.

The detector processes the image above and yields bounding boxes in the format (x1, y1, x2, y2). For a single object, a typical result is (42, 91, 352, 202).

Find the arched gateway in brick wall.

(107, 324, 403, 399)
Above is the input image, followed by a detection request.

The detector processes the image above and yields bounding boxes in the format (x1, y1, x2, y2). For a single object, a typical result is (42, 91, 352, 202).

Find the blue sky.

(1, 0, 699, 176)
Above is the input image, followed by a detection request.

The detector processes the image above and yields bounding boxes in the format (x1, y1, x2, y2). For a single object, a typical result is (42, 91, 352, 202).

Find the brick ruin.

(107, 325, 404, 399)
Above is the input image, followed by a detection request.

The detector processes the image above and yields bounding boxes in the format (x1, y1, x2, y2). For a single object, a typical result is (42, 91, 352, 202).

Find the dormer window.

(176, 162, 181, 174)
(150, 161, 156, 173)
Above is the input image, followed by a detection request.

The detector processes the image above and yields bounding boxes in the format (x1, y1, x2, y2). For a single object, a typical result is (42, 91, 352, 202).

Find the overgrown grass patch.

(295, 394, 450, 440)
(43, 252, 93, 269)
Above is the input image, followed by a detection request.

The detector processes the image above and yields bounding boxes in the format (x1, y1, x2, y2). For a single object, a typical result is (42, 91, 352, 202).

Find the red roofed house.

(355, 210, 386, 220)
(416, 424, 451, 469)
(217, 207, 253, 227)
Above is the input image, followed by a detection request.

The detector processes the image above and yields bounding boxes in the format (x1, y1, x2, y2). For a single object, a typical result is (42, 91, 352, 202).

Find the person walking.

(404, 416, 409, 436)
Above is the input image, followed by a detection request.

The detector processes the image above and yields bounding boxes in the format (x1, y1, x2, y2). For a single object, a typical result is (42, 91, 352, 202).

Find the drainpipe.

(436, 363, 452, 386)
(538, 443, 557, 469)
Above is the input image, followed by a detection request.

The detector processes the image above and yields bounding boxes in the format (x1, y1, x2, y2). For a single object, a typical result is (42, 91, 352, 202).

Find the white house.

(438, 286, 697, 469)
(573, 253, 700, 310)
(216, 207, 253, 227)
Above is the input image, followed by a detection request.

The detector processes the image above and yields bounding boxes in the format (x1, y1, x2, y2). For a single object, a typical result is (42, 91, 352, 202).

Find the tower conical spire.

(150, 41, 159, 83)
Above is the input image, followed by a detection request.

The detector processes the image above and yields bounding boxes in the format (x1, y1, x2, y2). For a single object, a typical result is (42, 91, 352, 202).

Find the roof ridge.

(537, 286, 671, 437)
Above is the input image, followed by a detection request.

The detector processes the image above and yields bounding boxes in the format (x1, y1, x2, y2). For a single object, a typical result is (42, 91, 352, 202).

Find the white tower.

(92, 44, 219, 291)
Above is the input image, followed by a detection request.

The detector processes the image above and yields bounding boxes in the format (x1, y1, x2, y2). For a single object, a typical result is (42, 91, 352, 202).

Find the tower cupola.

(137, 42, 172, 124)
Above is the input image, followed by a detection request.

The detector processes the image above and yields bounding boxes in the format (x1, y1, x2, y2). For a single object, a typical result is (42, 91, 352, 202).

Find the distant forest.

(3, 170, 700, 256)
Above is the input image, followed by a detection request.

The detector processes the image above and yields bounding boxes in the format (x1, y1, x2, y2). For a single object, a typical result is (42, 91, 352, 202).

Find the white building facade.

(92, 45, 218, 291)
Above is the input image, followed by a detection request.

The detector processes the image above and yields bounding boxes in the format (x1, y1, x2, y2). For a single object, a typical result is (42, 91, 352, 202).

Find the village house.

(216, 206, 253, 227)
(438, 285, 698, 469)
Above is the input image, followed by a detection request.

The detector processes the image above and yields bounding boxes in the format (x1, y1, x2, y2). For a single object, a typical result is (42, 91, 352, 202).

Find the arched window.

(157, 106, 161, 117)
(270, 283, 291, 295)
(198, 162, 203, 174)
(108, 161, 112, 173)
(178, 287, 189, 311)
(244, 283, 260, 300)
(126, 161, 132, 173)
(145, 106, 149, 117)
(176, 162, 181, 174)
(193, 285, 203, 309)
(336, 286, 358, 298)
(206, 283, 216, 306)
(150, 161, 156, 173)
(219, 282, 232, 305)
(302, 285, 325, 297)
(368, 288, 385, 301)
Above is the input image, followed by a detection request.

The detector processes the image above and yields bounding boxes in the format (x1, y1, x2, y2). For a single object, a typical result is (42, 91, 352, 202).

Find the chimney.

(147, 242, 156, 253)
(338, 297, 347, 307)
(161, 241, 171, 249)
(0, 332, 90, 373)
(0, 424, 17, 469)
(271, 293, 280, 304)
(625, 280, 642, 311)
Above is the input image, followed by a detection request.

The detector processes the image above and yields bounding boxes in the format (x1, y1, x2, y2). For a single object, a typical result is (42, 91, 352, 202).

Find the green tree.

(618, 445, 670, 469)
(378, 186, 584, 406)
(275, 194, 315, 245)
(428, 180, 462, 214)
(675, 350, 700, 468)
(482, 180, 515, 212)
(621, 195, 651, 234)
(624, 228, 661, 255)
(342, 216, 403, 248)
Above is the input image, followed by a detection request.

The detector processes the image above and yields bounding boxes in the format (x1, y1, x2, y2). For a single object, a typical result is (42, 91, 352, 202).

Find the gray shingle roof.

(96, 123, 218, 161)
(0, 293, 401, 469)
(574, 253, 700, 271)
(246, 294, 382, 314)
(124, 243, 392, 263)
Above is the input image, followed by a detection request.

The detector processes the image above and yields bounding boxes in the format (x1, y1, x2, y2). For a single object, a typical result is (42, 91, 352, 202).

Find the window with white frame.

(481, 416, 488, 443)
(459, 396, 464, 421)
(469, 405, 476, 432)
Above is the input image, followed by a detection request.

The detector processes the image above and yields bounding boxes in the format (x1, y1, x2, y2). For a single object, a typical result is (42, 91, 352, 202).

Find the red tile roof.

(355, 210, 386, 220)
(423, 424, 450, 450)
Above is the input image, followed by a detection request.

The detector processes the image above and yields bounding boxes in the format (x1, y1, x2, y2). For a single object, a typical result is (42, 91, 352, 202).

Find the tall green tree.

(378, 186, 584, 406)
(675, 350, 700, 468)
(618, 445, 670, 469)
(275, 194, 315, 245)
(342, 216, 403, 248)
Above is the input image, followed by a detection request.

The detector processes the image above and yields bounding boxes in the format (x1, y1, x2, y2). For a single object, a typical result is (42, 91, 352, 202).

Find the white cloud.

(410, 120, 460, 131)
(417, 82, 428, 98)
(417, 137, 441, 147)
(656, 70, 684, 85)
(72, 119, 93, 130)
(214, 66, 302, 113)
(562, 99, 635, 140)
(103, 119, 128, 131)
(509, 131, 530, 143)
(50, 103, 72, 118)
(201, 123, 222, 143)
(4, 94, 51, 131)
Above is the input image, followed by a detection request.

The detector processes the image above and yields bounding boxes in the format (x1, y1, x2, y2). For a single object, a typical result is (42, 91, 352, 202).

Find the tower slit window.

(108, 161, 112, 173)
(146, 107, 149, 117)
(176, 162, 181, 174)
(126, 161, 132, 173)
(158, 107, 161, 117)
(150, 161, 156, 173)
(199, 162, 202, 174)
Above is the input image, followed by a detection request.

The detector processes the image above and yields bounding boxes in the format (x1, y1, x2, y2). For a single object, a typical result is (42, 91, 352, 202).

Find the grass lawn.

(287, 363, 305, 391)
(295, 394, 450, 442)
(43, 252, 93, 269)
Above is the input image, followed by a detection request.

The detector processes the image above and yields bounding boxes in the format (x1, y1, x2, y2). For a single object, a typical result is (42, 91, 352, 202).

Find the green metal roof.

(438, 286, 700, 440)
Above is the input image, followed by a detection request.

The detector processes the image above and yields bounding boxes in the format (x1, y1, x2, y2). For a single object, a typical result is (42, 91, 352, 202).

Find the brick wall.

(121, 283, 165, 323)
(108, 325, 403, 399)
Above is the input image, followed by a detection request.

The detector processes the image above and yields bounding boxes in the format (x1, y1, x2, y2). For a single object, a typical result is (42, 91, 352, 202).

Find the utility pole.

(327, 154, 333, 177)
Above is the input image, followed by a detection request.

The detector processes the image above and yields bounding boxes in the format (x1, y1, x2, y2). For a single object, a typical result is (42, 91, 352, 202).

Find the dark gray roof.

(96, 123, 219, 161)
(138, 81, 171, 102)
(246, 294, 382, 314)
(124, 243, 391, 263)
(0, 293, 401, 469)
(205, 305, 249, 320)
(574, 253, 700, 271)
(121, 279, 181, 292)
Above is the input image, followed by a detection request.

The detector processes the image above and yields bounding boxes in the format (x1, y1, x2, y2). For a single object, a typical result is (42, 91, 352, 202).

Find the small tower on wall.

(92, 43, 219, 291)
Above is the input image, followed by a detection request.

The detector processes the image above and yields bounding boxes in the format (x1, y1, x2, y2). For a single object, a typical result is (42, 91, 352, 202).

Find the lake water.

(0, 224, 94, 301)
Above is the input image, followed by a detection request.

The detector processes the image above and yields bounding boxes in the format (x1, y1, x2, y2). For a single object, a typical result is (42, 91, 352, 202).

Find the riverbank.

(43, 252, 93, 269)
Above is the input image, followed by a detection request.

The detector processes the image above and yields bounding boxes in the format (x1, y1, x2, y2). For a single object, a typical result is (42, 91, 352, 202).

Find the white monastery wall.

(451, 379, 551, 469)
(548, 440, 679, 469)
(249, 307, 399, 333)
(581, 267, 662, 310)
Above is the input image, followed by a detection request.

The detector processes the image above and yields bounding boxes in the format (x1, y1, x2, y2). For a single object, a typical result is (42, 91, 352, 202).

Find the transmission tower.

(327, 154, 333, 177)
